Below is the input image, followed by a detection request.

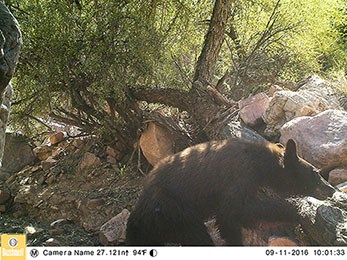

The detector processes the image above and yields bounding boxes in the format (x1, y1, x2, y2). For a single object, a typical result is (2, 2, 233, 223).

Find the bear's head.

(276, 139, 336, 200)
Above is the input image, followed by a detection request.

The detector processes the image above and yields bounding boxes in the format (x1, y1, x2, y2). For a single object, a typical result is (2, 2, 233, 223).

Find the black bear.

(126, 139, 335, 246)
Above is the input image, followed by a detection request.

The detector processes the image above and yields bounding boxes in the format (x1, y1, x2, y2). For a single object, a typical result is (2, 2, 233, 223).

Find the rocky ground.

(0, 75, 347, 246)
(0, 214, 98, 246)
(0, 135, 143, 246)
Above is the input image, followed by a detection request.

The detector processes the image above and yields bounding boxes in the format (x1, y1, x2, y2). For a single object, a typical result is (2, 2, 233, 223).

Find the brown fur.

(126, 138, 335, 246)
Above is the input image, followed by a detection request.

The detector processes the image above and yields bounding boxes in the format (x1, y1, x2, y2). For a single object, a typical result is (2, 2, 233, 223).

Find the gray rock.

(1, 132, 36, 173)
(0, 3, 22, 168)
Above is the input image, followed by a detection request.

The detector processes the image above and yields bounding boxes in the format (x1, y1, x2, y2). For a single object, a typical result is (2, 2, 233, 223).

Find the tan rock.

(99, 209, 130, 245)
(79, 152, 101, 170)
(239, 92, 269, 127)
(140, 122, 174, 166)
(49, 229, 65, 235)
(41, 158, 57, 170)
(57, 140, 69, 149)
(72, 138, 83, 148)
(336, 181, 347, 193)
(106, 146, 117, 158)
(328, 168, 347, 186)
(268, 85, 283, 97)
(49, 132, 65, 145)
(33, 145, 55, 161)
(86, 198, 105, 209)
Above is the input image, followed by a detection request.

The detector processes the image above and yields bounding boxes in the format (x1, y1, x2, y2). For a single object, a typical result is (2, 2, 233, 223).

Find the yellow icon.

(1, 234, 26, 260)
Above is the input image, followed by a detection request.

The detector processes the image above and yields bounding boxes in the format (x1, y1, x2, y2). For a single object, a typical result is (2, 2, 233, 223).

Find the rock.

(328, 168, 347, 186)
(107, 155, 117, 165)
(49, 228, 65, 235)
(99, 209, 130, 245)
(268, 85, 283, 97)
(280, 110, 347, 169)
(72, 138, 83, 148)
(14, 185, 35, 203)
(0, 169, 10, 181)
(51, 147, 64, 158)
(106, 146, 117, 158)
(223, 121, 267, 142)
(24, 226, 43, 238)
(0, 4, 22, 93)
(33, 145, 55, 161)
(41, 157, 57, 170)
(239, 92, 270, 127)
(49, 131, 65, 145)
(1, 132, 36, 173)
(0, 204, 6, 212)
(0, 189, 10, 204)
(140, 122, 174, 166)
(86, 198, 105, 209)
(44, 238, 60, 246)
(293, 193, 347, 245)
(79, 152, 101, 170)
(336, 181, 347, 193)
(263, 76, 341, 137)
(57, 140, 69, 149)
(268, 237, 298, 246)
(0, 3, 22, 170)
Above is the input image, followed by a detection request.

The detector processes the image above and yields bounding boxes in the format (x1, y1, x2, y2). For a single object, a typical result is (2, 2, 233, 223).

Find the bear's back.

(143, 139, 284, 215)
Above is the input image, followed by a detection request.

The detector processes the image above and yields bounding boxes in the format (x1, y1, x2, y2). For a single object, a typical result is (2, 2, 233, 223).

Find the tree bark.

(132, 0, 251, 141)
(193, 0, 232, 84)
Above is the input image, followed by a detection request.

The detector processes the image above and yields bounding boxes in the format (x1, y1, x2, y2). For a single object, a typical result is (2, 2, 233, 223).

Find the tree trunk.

(131, 0, 264, 142)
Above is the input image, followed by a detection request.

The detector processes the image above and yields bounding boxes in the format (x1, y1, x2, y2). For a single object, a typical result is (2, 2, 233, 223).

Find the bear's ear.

(284, 139, 299, 166)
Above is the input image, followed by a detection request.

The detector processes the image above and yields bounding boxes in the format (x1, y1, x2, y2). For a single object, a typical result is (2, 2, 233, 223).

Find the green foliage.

(6, 0, 347, 137)
(8, 0, 210, 137)
(218, 0, 345, 98)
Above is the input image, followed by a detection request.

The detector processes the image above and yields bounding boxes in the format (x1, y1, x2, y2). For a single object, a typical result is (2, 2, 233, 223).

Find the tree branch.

(129, 85, 191, 111)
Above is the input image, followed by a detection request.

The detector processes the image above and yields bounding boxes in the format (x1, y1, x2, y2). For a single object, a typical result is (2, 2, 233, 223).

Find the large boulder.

(263, 76, 341, 137)
(0, 3, 22, 168)
(280, 110, 347, 170)
(1, 132, 35, 173)
(139, 122, 174, 166)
